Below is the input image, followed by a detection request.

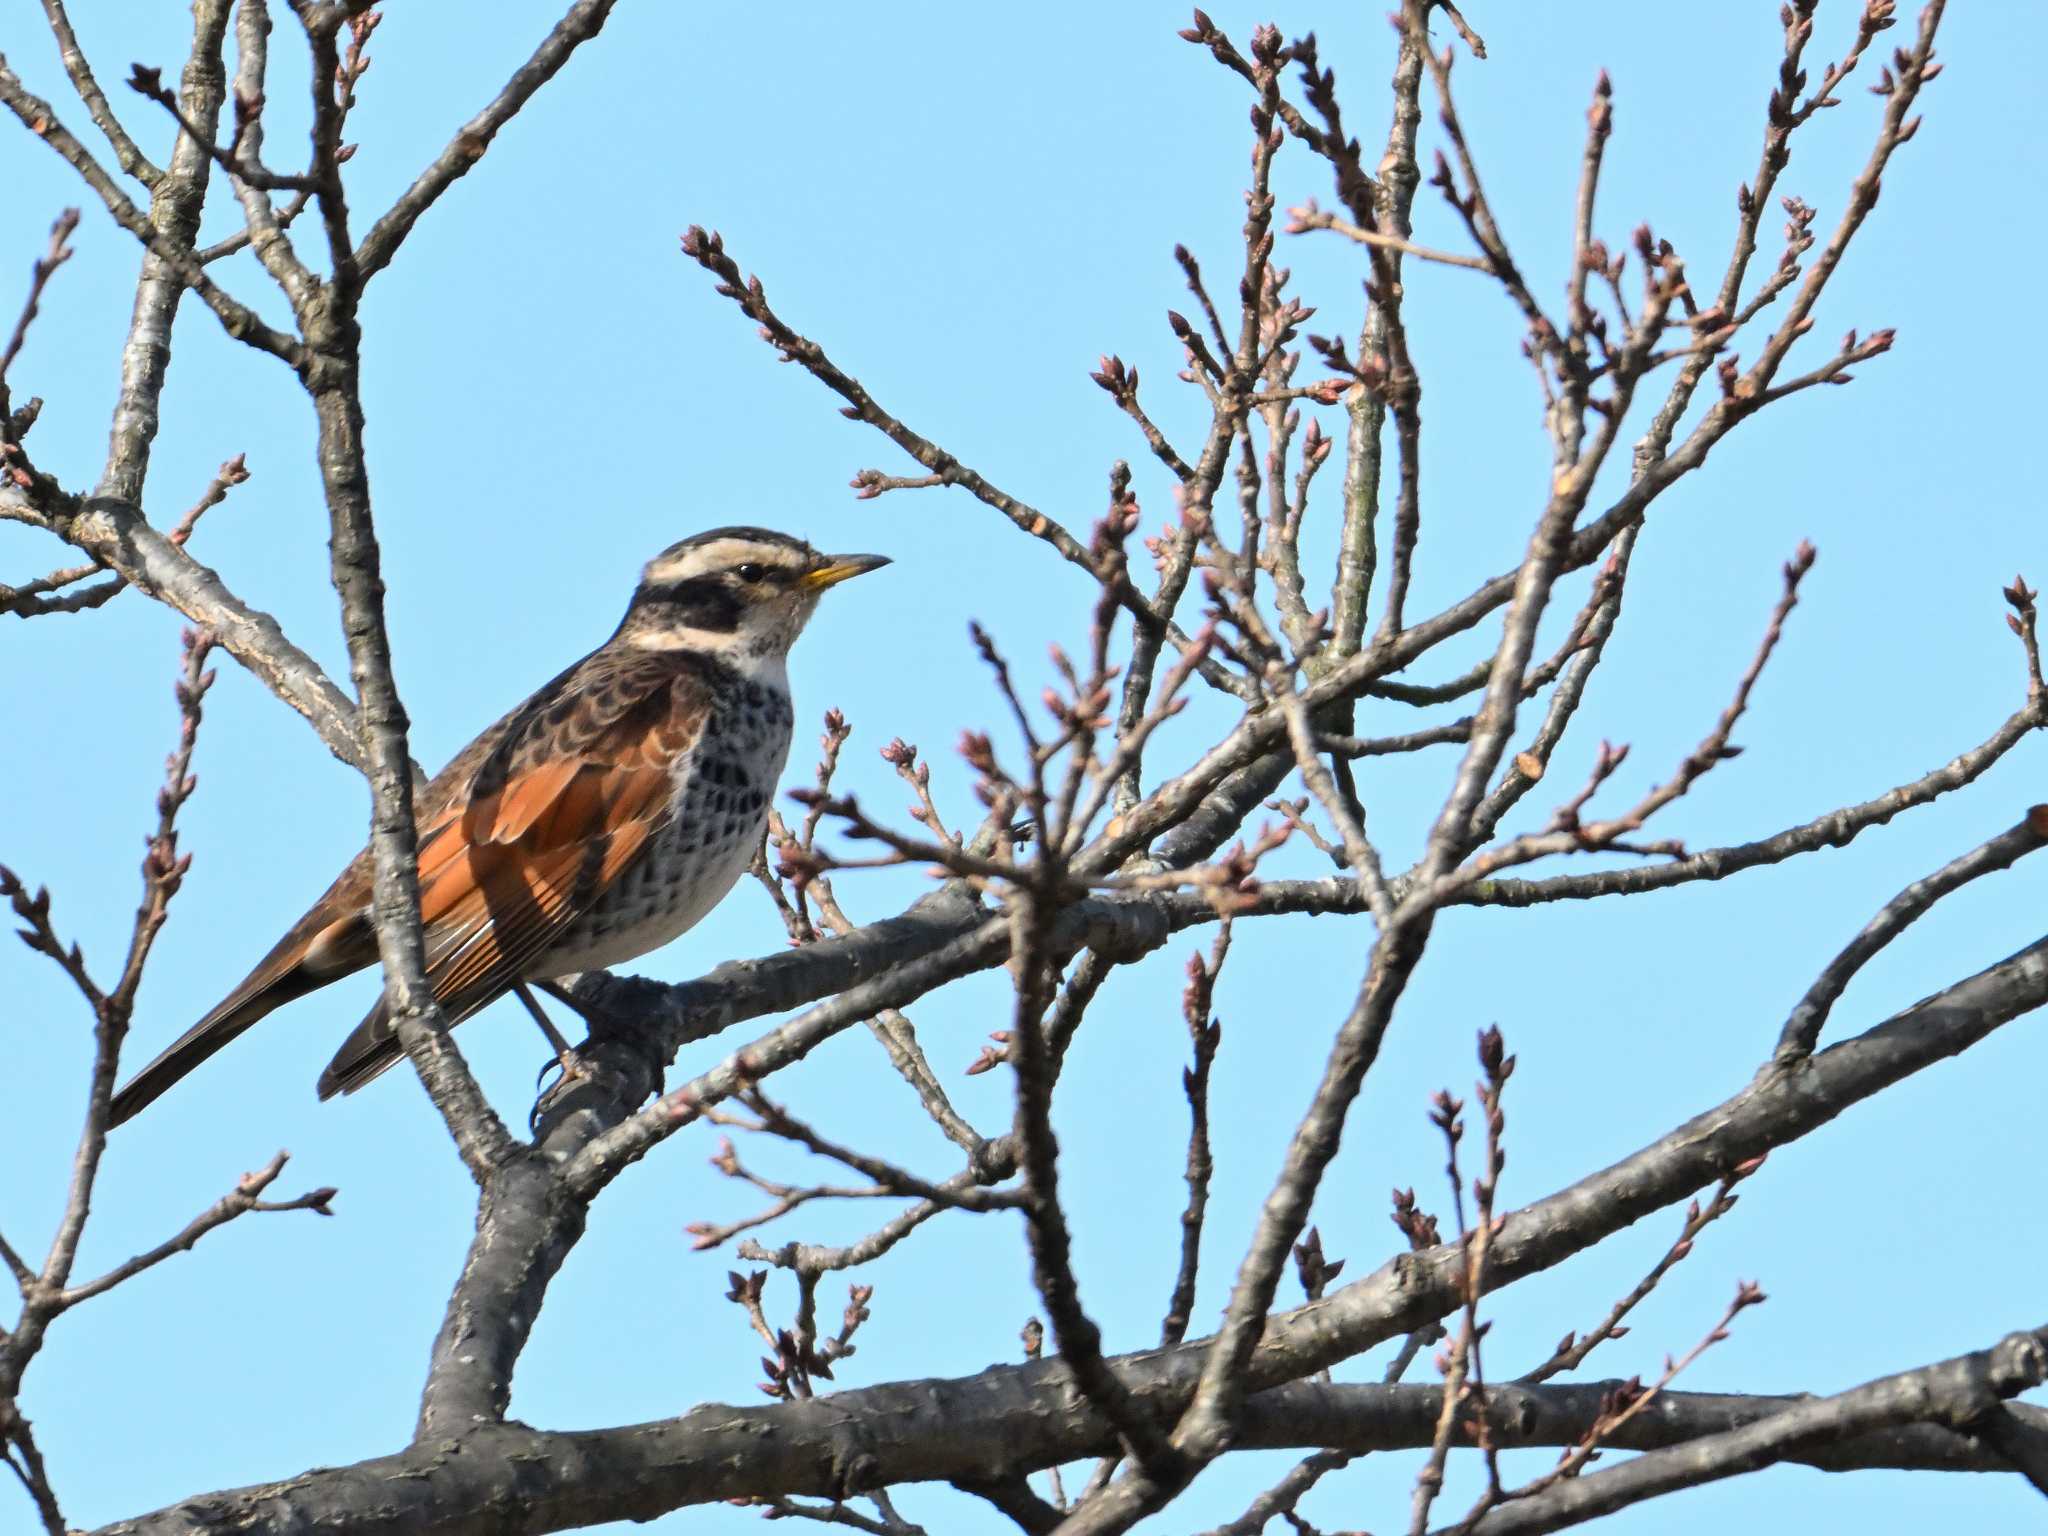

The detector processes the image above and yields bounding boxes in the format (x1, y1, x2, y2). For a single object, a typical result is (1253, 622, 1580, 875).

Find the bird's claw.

(534, 1047, 590, 1092)
(529, 1048, 594, 1133)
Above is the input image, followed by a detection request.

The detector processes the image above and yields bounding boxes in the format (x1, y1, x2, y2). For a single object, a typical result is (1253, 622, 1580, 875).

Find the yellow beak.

(802, 552, 892, 590)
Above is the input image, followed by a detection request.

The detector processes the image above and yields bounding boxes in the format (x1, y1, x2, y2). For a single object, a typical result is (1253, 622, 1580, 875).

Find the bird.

(108, 527, 888, 1127)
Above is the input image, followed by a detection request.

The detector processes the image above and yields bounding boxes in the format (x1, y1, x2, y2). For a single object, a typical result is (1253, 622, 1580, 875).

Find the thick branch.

(0, 478, 377, 772)
(98, 1366, 2048, 1535)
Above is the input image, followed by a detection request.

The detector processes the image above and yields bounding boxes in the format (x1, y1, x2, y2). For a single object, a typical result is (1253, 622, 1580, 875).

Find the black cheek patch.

(635, 578, 744, 633)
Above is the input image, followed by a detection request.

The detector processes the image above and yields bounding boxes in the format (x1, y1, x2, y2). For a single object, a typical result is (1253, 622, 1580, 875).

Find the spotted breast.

(540, 661, 794, 974)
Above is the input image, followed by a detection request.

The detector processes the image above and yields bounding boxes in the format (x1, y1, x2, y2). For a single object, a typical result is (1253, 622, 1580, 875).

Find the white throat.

(628, 623, 794, 690)
(721, 643, 790, 691)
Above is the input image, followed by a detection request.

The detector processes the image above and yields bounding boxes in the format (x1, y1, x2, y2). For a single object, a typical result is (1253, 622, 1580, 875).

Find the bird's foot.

(534, 1046, 591, 1092)
(529, 1047, 596, 1131)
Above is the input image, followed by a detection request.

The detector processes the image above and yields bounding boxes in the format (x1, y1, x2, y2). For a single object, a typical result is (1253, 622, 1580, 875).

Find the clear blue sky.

(3, 3, 2042, 1531)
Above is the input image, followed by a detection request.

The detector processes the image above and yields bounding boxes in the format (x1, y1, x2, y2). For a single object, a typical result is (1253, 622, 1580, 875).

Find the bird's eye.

(734, 563, 768, 583)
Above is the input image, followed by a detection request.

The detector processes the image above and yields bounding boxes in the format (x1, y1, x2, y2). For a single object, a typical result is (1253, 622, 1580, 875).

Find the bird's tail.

(109, 972, 309, 1127)
(315, 982, 498, 1099)
(315, 999, 404, 1100)
(109, 907, 374, 1127)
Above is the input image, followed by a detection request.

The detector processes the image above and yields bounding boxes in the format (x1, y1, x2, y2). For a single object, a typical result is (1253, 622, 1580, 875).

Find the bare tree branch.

(37, 0, 162, 185)
(1776, 813, 2048, 1061)
(1439, 1326, 2046, 1536)
(93, 1353, 2048, 1536)
(57, 1152, 334, 1307)
(352, 0, 620, 281)
(1, 5, 2013, 1533)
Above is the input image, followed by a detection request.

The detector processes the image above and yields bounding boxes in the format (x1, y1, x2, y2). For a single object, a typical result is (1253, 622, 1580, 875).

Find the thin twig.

(58, 1152, 334, 1306)
(1775, 815, 2048, 1062)
(1161, 925, 1228, 1347)
(353, 0, 620, 280)
(38, 0, 162, 184)
(1288, 201, 1492, 272)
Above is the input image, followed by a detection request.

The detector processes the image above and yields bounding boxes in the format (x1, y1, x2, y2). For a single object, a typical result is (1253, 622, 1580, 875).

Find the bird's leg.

(533, 974, 669, 1111)
(513, 981, 589, 1090)
(533, 975, 607, 1027)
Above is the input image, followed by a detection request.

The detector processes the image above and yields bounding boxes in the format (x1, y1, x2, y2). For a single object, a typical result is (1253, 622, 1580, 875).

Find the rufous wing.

(315, 663, 704, 1098)
(113, 649, 713, 1123)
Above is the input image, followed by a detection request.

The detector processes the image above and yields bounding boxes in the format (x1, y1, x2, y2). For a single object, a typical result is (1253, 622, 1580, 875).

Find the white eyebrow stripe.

(642, 539, 810, 585)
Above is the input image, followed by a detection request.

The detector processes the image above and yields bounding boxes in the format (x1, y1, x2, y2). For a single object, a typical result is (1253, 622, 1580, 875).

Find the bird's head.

(617, 527, 889, 663)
